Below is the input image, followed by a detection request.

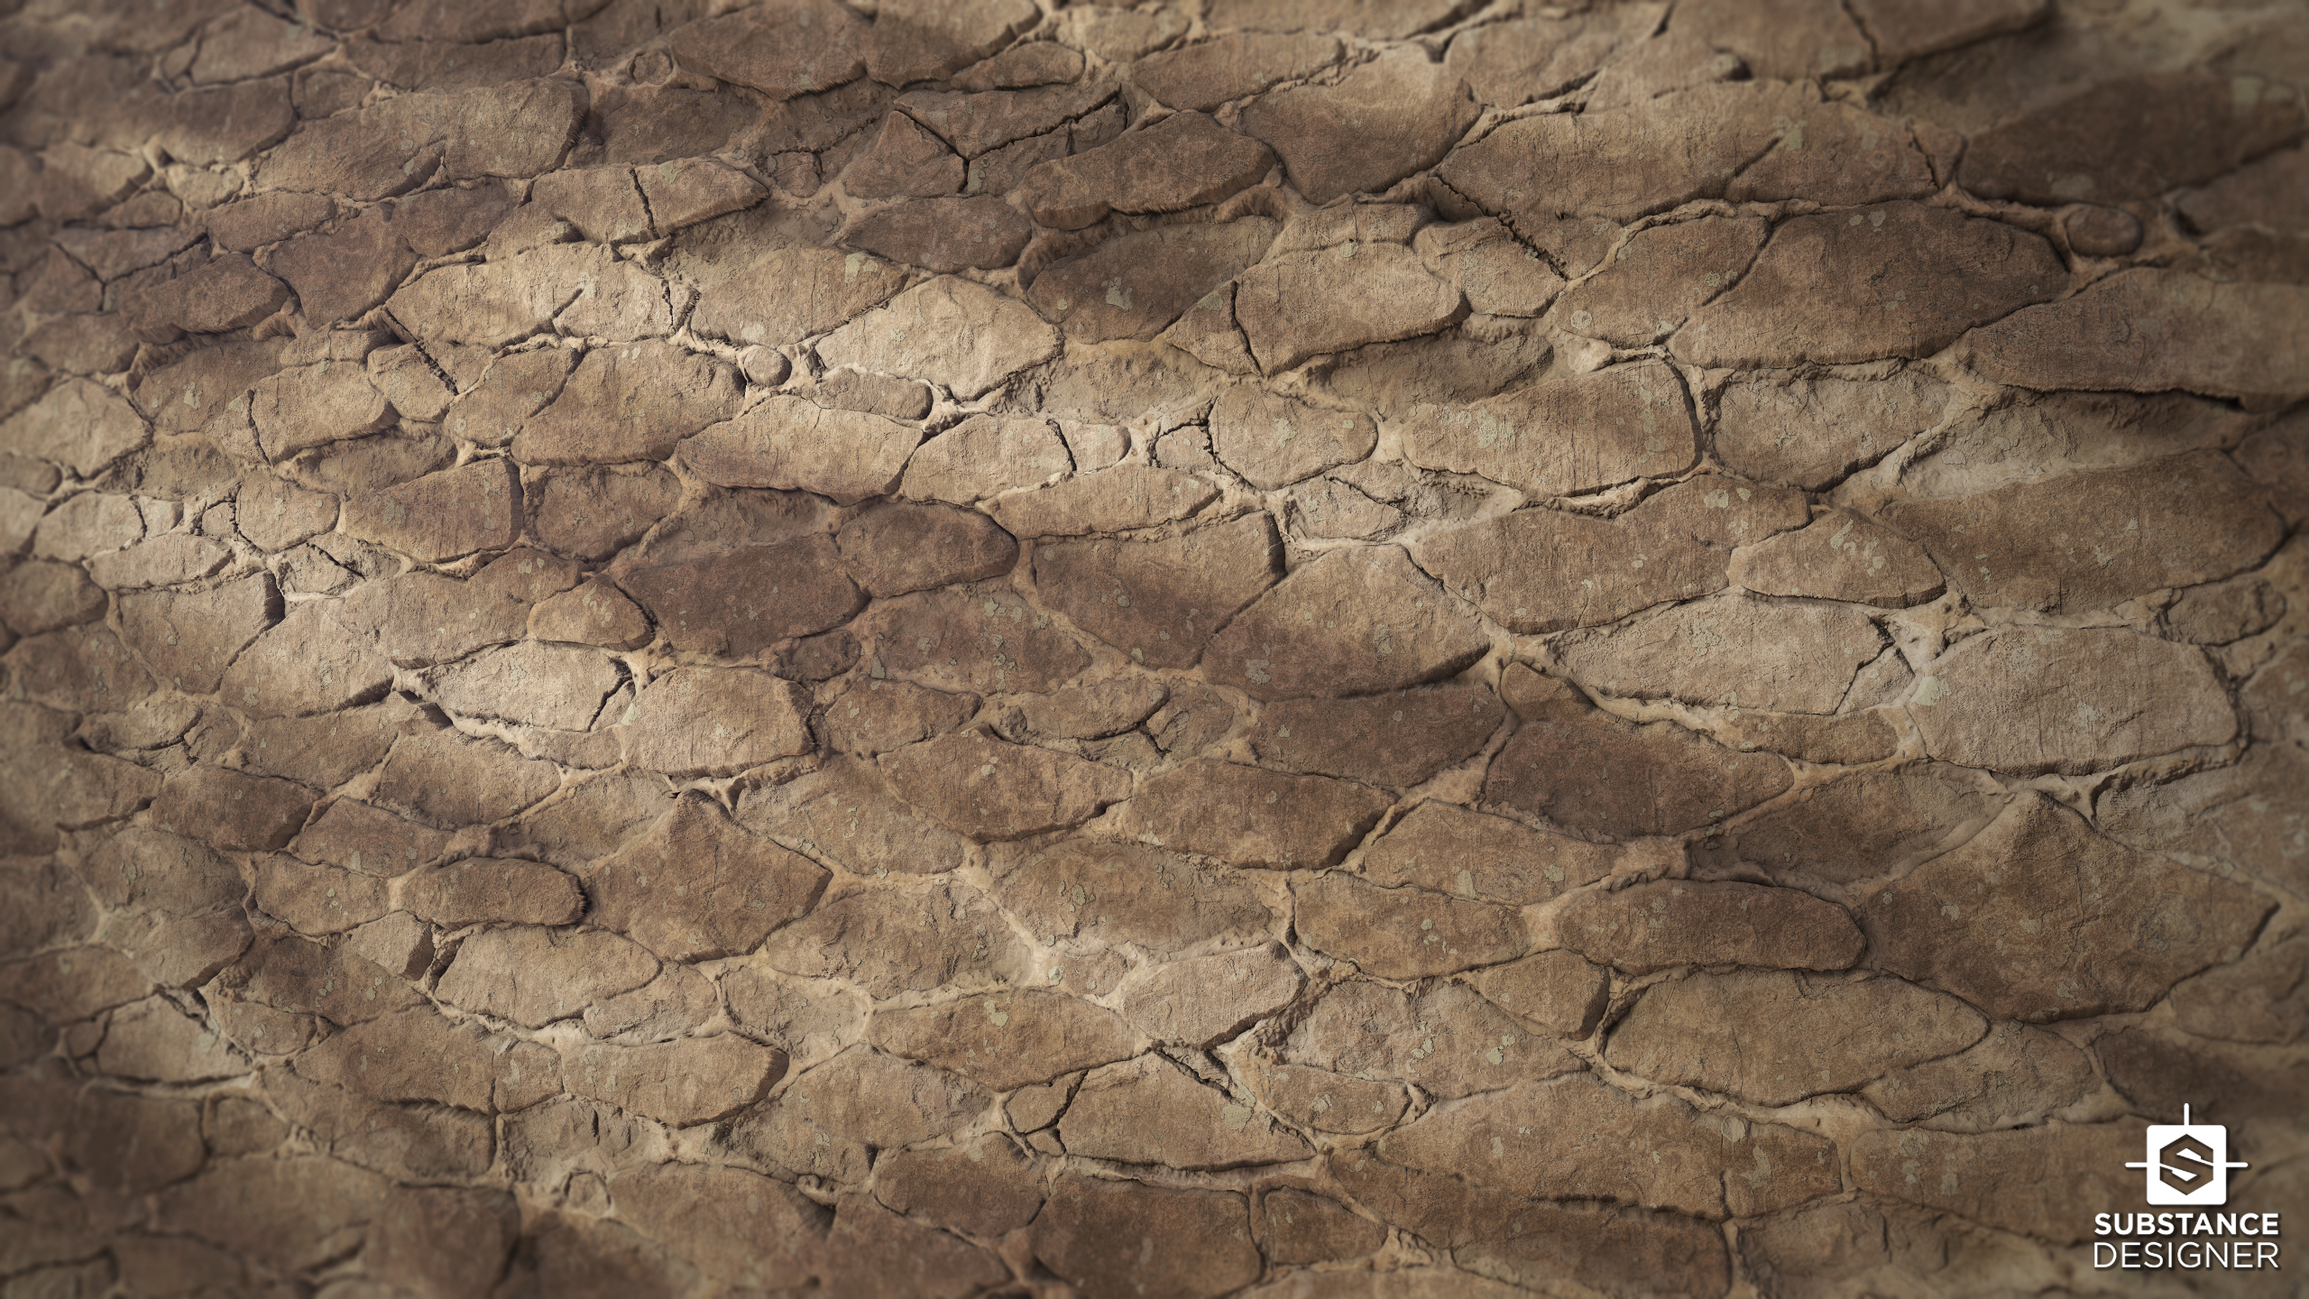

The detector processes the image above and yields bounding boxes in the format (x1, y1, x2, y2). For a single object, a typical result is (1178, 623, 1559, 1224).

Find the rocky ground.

(1, 0, 2307, 1294)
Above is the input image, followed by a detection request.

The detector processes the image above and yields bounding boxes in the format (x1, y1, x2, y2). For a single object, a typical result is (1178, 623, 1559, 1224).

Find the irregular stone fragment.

(1412, 220, 1566, 317)
(1116, 760, 1392, 869)
(1961, 74, 2302, 208)
(1469, 949, 1613, 1041)
(861, 583, 1091, 694)
(1259, 1187, 1385, 1266)
(1205, 546, 1488, 701)
(741, 755, 972, 876)
(816, 277, 1060, 399)
(1250, 686, 1501, 789)
(844, 193, 1032, 273)
(1, 378, 150, 477)
(1446, 9, 1655, 106)
(264, 79, 584, 199)
(815, 369, 934, 420)
(428, 641, 619, 732)
(564, 1034, 787, 1126)
(1032, 1175, 1261, 1299)
(297, 1006, 558, 1112)
(876, 1134, 1045, 1238)
(1708, 761, 2001, 890)
(991, 677, 1167, 744)
(122, 255, 291, 340)
(1910, 627, 2233, 774)
(823, 678, 980, 755)
(1298, 874, 1527, 978)
(1237, 245, 1465, 372)
(437, 927, 659, 1027)
(1846, 0, 2047, 64)
(249, 363, 396, 465)
(1208, 386, 1375, 490)
(688, 247, 909, 348)
(1029, 221, 1277, 343)
(844, 112, 965, 198)
(662, 0, 868, 98)
(513, 342, 743, 466)
(1287, 980, 1581, 1100)
(1411, 500, 1725, 636)
(1731, 510, 1944, 607)
(868, 990, 1136, 1090)
(218, 601, 394, 717)
(586, 795, 825, 961)
(339, 458, 520, 561)
(1241, 50, 1474, 204)
(1134, 33, 1338, 112)
(1890, 450, 2281, 613)
(618, 536, 863, 658)
(157, 1157, 392, 1274)
(1240, 1060, 1409, 1136)
(1017, 112, 1274, 231)
(836, 500, 1017, 597)
(1849, 1122, 2142, 1244)
(1674, 203, 2061, 367)
(1867, 793, 2273, 1022)
(621, 667, 813, 777)
(899, 413, 1071, 503)
(677, 399, 920, 506)
(1552, 218, 1767, 346)
(1032, 511, 1279, 668)
(2169, 937, 2309, 1046)
(373, 722, 562, 827)
(1364, 802, 1616, 905)
(249, 851, 388, 934)
(881, 733, 1132, 841)
(994, 839, 1275, 948)
(1861, 1020, 2096, 1133)
(1548, 595, 1884, 715)
(402, 857, 583, 929)
(1121, 944, 1301, 1047)
(1625, 474, 1811, 549)
(1062, 1053, 1311, 1169)
(332, 570, 532, 668)
(1485, 669, 1791, 840)
(763, 883, 1022, 997)
(1556, 880, 1861, 973)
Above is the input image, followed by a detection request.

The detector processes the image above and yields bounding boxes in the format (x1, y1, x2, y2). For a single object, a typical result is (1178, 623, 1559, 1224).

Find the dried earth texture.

(2, 0, 2307, 1295)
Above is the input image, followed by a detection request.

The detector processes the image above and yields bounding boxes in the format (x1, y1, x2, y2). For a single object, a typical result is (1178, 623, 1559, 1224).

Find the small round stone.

(2066, 205, 2144, 258)
(739, 346, 791, 387)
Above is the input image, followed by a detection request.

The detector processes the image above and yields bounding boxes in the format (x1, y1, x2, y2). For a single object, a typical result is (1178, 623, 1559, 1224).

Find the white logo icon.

(2126, 1105, 2249, 1206)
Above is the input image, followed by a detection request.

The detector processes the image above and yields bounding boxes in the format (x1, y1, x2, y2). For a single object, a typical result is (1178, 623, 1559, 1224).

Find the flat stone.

(1297, 874, 1527, 978)
(297, 1006, 559, 1112)
(991, 677, 1167, 743)
(1705, 760, 2002, 890)
(875, 1133, 1046, 1238)
(1017, 112, 1275, 230)
(1849, 1122, 2142, 1245)
(993, 838, 1276, 948)
(1412, 220, 1567, 317)
(1547, 594, 1884, 715)
(763, 882, 1023, 997)
(1240, 1059, 1409, 1136)
(217, 600, 393, 717)
(512, 342, 743, 466)
(1203, 0, 1462, 37)
(382, 245, 600, 348)
(95, 997, 246, 1083)
(1673, 203, 2063, 368)
(1033, 1176, 1260, 1299)
(1468, 949, 1612, 1040)
(824, 678, 981, 755)
(1250, 685, 1502, 788)
(1861, 1021, 2097, 1133)
(263, 79, 583, 199)
(858, 582, 1092, 694)
(1669, 0, 1869, 79)
(739, 755, 972, 876)
(1724, 95, 1937, 207)
(0, 561, 107, 637)
(1364, 802, 1616, 905)
(661, 0, 868, 98)
(1414, 503, 1723, 637)
(1445, 9, 1656, 107)
(1730, 510, 1944, 607)
(1870, 792, 2275, 1023)
(1205, 545, 1489, 700)
(112, 573, 272, 695)
(332, 569, 533, 668)
(816, 276, 1060, 399)
(608, 1162, 825, 1290)
(677, 399, 920, 507)
(1133, 33, 1339, 112)
(564, 1034, 786, 1126)
(1116, 759, 1393, 868)
(1031, 511, 1280, 668)
(248, 849, 390, 936)
(814, 369, 934, 420)
(621, 667, 813, 777)
(5, 625, 157, 715)
(619, 536, 863, 658)
(1886, 450, 2282, 612)
(157, 1157, 393, 1275)
(1848, 0, 2047, 64)
(1028, 220, 1278, 343)
(1121, 943, 1302, 1047)
(1, 378, 150, 477)
(1209, 386, 1375, 490)
(1551, 218, 1768, 346)
(2180, 145, 2309, 236)
(1285, 980, 1581, 1101)
(843, 111, 963, 199)
(2100, 742, 2309, 898)
(900, 413, 1071, 503)
(1960, 73, 2303, 208)
(1485, 668, 1791, 840)
(31, 492, 142, 562)
(1716, 370, 1950, 490)
(1241, 50, 1475, 204)
(842, 194, 1030, 276)
(868, 990, 1136, 1090)
(689, 247, 909, 348)
(436, 927, 659, 1027)
(1910, 626, 2235, 774)
(236, 475, 341, 555)
(1237, 244, 1465, 372)
(85, 533, 234, 591)
(1632, 475, 1813, 550)
(1061, 1053, 1311, 1169)
(403, 857, 583, 928)
(339, 458, 520, 562)
(881, 733, 1132, 841)
(835, 500, 1017, 597)
(1555, 880, 1862, 974)
(2170, 935, 2309, 1046)
(1409, 358, 1698, 496)
(428, 641, 620, 731)
(121, 254, 290, 340)
(1258, 1189, 1386, 1266)
(373, 722, 562, 826)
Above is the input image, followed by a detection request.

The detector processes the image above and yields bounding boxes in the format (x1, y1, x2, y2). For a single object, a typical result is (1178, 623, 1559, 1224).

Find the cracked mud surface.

(1, 0, 2307, 1294)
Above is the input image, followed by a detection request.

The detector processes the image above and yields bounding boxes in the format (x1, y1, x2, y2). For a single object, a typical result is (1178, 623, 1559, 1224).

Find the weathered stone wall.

(2, 0, 2306, 1293)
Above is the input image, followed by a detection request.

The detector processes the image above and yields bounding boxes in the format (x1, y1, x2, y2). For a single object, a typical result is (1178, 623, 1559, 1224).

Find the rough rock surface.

(3, 3, 2302, 1293)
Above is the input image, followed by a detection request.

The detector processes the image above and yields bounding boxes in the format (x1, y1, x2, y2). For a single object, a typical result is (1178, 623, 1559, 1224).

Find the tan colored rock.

(740, 755, 972, 875)
(428, 641, 619, 732)
(619, 536, 862, 658)
(1556, 880, 1861, 973)
(123, 254, 291, 340)
(373, 723, 562, 827)
(1412, 501, 1725, 636)
(1885, 451, 2282, 612)
(844, 111, 964, 199)
(764, 882, 1023, 997)
(6, 625, 157, 714)
(1909, 627, 2234, 774)
(867, 989, 1138, 1092)
(1484, 669, 1791, 840)
(530, 581, 653, 650)
(513, 342, 743, 466)
(994, 838, 1276, 948)
(2170, 936, 2309, 1046)
(1849, 1122, 2143, 1245)
(621, 667, 812, 777)
(845, 194, 1034, 274)
(331, 568, 533, 668)
(1411, 220, 1567, 317)
(1032, 1175, 1261, 1299)
(1551, 218, 1768, 346)
(1028, 220, 1278, 342)
(1445, 8, 1656, 107)
(816, 277, 1060, 398)
(1469, 950, 1612, 1040)
(1961, 73, 2301, 208)
(1709, 760, 2005, 889)
(116, 574, 275, 694)
(1865, 793, 2274, 1022)
(1547, 594, 1885, 714)
(835, 500, 1016, 597)
(1250, 685, 1502, 788)
(1297, 874, 1527, 978)
(823, 678, 980, 755)
(1122, 944, 1303, 1046)
(1861, 1021, 2097, 1133)
(250, 362, 394, 462)
(437, 927, 659, 1027)
(1062, 1053, 1311, 1169)
(1018, 112, 1275, 230)
(1241, 50, 1475, 204)
(150, 765, 314, 853)
(860, 582, 1092, 694)
(403, 857, 584, 929)
(1241, 1059, 1410, 1135)
(296, 1006, 559, 1112)
(292, 799, 452, 877)
(1, 561, 107, 637)
(1284, 980, 1580, 1101)
(2100, 744, 2309, 899)
(1032, 511, 1279, 667)
(340, 458, 519, 561)
(1203, 0, 1463, 38)
(1848, 0, 2047, 63)
(157, 1157, 392, 1274)
(1259, 1187, 1385, 1266)
(2, 379, 149, 477)
(822, 1196, 1009, 1297)
(564, 1034, 787, 1126)
(0, 946, 152, 1023)
(610, 1161, 827, 1289)
(251, 853, 389, 935)
(216, 600, 393, 717)
(1674, 203, 2061, 368)
(530, 464, 680, 560)
(236, 474, 342, 552)
(1133, 33, 1339, 112)
(875, 1132, 1046, 1237)
(1731, 510, 1944, 607)
(95, 997, 246, 1082)
(677, 398, 920, 505)
(1205, 546, 1489, 700)
(1116, 759, 1392, 869)
(1606, 969, 1985, 1105)
(588, 795, 827, 960)
(900, 413, 1072, 503)
(1724, 94, 1937, 207)
(1237, 244, 1465, 372)
(1363, 802, 1617, 905)
(881, 733, 1132, 841)
(688, 247, 909, 348)
(1209, 386, 1375, 490)
(991, 677, 1167, 743)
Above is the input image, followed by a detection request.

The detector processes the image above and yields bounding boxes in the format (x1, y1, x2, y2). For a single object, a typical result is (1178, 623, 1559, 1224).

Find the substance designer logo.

(2126, 1105, 2250, 1206)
